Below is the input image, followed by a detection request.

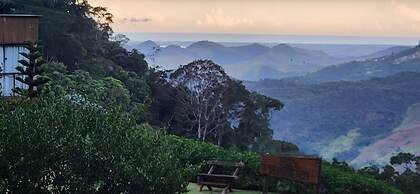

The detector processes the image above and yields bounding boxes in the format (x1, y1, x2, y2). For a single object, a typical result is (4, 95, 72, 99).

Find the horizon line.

(122, 32, 420, 46)
(121, 31, 420, 39)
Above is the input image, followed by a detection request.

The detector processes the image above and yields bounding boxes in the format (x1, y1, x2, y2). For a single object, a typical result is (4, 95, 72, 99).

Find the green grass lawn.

(187, 183, 271, 194)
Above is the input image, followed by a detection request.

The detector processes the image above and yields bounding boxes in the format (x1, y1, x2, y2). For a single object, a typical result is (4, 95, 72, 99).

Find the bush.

(165, 135, 261, 189)
(0, 99, 194, 194)
(321, 164, 403, 194)
(164, 135, 403, 194)
(0, 99, 402, 194)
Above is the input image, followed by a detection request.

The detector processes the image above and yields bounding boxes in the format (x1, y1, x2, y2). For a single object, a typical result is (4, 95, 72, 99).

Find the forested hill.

(2, 0, 149, 74)
(1, 0, 298, 154)
(245, 72, 420, 163)
(303, 44, 420, 83)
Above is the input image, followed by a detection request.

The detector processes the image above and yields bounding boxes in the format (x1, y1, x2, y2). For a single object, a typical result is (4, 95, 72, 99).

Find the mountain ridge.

(304, 44, 420, 83)
(131, 40, 355, 81)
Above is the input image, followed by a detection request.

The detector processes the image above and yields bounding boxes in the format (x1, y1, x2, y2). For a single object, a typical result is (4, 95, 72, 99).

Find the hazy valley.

(131, 40, 420, 166)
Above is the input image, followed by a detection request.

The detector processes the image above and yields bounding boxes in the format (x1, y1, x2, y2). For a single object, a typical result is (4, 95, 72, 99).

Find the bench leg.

(199, 185, 212, 191)
(221, 187, 229, 194)
(229, 186, 233, 192)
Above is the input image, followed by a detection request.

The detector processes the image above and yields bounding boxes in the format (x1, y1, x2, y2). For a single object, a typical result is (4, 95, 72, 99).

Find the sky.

(88, 0, 420, 44)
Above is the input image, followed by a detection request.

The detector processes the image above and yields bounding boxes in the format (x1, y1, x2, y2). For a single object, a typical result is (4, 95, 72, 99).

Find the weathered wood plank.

(0, 15, 39, 45)
(207, 160, 245, 167)
(260, 154, 321, 184)
(197, 160, 244, 194)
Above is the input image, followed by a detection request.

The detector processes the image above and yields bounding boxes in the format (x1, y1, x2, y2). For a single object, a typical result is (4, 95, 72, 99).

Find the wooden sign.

(260, 154, 321, 184)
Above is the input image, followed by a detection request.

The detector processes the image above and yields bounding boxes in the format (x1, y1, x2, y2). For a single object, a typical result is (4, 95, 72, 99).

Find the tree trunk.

(217, 133, 222, 146)
(203, 123, 208, 142)
(197, 113, 202, 139)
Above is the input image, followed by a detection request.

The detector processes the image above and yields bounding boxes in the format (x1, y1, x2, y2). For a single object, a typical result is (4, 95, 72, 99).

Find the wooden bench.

(197, 160, 245, 194)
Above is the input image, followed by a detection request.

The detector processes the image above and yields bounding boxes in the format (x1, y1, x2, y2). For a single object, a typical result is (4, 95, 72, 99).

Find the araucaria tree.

(13, 43, 49, 99)
(0, 67, 2, 96)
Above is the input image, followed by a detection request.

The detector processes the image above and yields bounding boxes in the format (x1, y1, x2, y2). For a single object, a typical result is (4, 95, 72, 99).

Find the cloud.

(391, 0, 420, 22)
(120, 17, 153, 23)
(197, 8, 254, 28)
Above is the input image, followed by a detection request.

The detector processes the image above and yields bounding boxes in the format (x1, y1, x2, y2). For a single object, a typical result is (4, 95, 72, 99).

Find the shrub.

(321, 164, 403, 194)
(0, 99, 403, 194)
(165, 135, 261, 189)
(164, 135, 403, 194)
(0, 99, 194, 194)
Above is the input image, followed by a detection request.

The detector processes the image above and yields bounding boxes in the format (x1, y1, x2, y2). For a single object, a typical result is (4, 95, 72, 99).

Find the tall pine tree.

(0, 65, 2, 96)
(13, 43, 49, 99)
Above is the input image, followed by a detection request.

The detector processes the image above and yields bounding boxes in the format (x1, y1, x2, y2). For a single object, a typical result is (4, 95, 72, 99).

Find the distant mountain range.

(359, 46, 411, 60)
(303, 45, 420, 83)
(130, 40, 413, 81)
(130, 40, 378, 80)
(225, 43, 343, 80)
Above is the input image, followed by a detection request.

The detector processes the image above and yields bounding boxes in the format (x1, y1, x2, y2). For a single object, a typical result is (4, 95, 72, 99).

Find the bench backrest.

(207, 160, 245, 168)
(205, 160, 245, 176)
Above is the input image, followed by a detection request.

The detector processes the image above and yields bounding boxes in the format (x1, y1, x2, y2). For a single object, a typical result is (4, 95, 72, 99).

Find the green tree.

(0, 99, 195, 193)
(5, 0, 155, 124)
(165, 60, 296, 153)
(42, 69, 131, 110)
(379, 165, 398, 182)
(169, 60, 232, 142)
(390, 152, 416, 170)
(13, 43, 49, 99)
(363, 152, 420, 194)
(237, 92, 285, 152)
(0, 0, 16, 13)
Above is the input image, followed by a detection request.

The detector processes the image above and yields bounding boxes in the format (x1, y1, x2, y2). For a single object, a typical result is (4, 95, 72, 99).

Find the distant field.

(187, 183, 271, 194)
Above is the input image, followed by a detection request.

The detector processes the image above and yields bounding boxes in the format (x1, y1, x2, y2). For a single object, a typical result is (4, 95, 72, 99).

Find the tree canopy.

(0, 0, 296, 154)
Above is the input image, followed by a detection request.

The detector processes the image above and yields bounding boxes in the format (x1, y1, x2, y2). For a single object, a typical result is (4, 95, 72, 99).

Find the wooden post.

(316, 161, 322, 194)
(262, 176, 268, 194)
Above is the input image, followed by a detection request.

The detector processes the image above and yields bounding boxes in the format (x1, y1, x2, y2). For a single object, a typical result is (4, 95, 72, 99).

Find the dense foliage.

(0, 99, 195, 193)
(2, 0, 153, 121)
(0, 99, 401, 194)
(361, 153, 420, 194)
(321, 161, 402, 194)
(165, 135, 403, 194)
(0, 0, 296, 154)
(165, 60, 295, 153)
